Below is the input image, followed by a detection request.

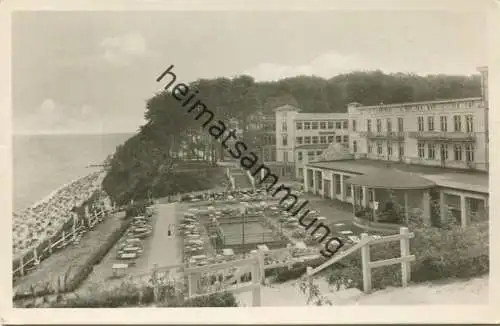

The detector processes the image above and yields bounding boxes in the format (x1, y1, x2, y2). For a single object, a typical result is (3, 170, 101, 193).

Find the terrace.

(305, 158, 489, 229)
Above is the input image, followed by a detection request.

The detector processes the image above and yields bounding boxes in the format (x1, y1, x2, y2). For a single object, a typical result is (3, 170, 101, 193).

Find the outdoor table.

(295, 242, 307, 250)
(112, 263, 128, 277)
(222, 249, 234, 256)
(257, 244, 269, 252)
(123, 246, 139, 252)
(120, 253, 137, 259)
(348, 235, 360, 243)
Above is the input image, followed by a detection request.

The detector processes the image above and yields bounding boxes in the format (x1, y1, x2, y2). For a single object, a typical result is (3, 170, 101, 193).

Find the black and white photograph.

(1, 0, 498, 324)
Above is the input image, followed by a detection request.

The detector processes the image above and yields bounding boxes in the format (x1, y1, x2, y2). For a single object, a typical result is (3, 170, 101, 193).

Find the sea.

(13, 133, 133, 212)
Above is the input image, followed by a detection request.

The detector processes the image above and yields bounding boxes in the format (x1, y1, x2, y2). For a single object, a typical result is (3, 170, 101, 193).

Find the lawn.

(13, 212, 126, 297)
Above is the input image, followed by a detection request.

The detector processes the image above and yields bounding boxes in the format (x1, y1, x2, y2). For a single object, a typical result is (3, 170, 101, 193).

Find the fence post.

(188, 271, 199, 297)
(19, 256, 24, 276)
(360, 233, 372, 293)
(33, 248, 39, 265)
(251, 256, 262, 306)
(152, 264, 159, 302)
(256, 250, 265, 285)
(48, 237, 53, 254)
(72, 214, 77, 241)
(399, 227, 411, 287)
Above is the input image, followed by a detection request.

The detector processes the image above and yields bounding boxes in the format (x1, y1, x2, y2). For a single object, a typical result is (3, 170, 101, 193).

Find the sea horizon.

(12, 132, 133, 212)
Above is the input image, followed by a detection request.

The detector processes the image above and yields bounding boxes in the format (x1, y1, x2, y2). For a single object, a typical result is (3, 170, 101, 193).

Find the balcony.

(359, 131, 405, 140)
(408, 131, 475, 142)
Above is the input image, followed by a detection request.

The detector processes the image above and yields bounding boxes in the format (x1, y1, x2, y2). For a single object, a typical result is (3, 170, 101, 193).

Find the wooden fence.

(120, 228, 414, 306)
(307, 227, 415, 293)
(13, 206, 112, 278)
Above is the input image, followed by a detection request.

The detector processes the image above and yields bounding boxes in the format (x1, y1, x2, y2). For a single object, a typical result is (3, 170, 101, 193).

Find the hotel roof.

(295, 112, 348, 120)
(351, 97, 482, 110)
(307, 159, 488, 194)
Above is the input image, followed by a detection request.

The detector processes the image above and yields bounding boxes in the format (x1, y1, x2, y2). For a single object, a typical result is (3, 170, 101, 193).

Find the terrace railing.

(12, 206, 113, 279)
(307, 227, 415, 293)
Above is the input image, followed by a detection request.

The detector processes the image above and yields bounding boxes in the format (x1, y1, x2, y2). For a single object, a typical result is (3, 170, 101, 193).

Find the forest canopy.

(102, 70, 481, 205)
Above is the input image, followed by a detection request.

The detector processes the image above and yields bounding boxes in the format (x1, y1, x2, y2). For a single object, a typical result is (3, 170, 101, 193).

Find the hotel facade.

(273, 67, 489, 179)
(293, 66, 489, 230)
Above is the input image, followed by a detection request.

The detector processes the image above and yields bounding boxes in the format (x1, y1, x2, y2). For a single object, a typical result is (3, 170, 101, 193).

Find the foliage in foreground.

(326, 221, 489, 291)
(45, 280, 238, 308)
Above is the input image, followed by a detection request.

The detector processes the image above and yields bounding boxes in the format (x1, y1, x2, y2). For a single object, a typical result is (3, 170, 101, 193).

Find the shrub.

(267, 256, 327, 283)
(48, 282, 238, 308)
(13, 217, 132, 301)
(326, 222, 489, 291)
(163, 292, 238, 307)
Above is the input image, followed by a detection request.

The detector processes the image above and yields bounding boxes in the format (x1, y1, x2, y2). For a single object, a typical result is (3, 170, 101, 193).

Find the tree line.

(102, 70, 481, 205)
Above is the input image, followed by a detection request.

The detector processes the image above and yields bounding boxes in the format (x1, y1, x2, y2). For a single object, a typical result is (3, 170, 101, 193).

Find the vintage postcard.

(0, 0, 498, 324)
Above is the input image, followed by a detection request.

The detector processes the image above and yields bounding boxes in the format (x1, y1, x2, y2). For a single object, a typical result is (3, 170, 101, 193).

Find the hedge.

(13, 216, 132, 301)
(46, 282, 238, 308)
(326, 222, 489, 291)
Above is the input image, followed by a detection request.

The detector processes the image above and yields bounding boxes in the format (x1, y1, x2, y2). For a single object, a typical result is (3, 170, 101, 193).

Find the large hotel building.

(270, 67, 489, 178)
(259, 66, 489, 229)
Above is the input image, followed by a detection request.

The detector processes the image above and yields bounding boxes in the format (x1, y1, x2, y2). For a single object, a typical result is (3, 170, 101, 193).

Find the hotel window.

(440, 144, 448, 160)
(312, 121, 319, 130)
(312, 136, 319, 144)
(335, 175, 341, 194)
(308, 151, 314, 160)
(454, 144, 463, 161)
(320, 136, 327, 144)
(316, 151, 322, 156)
(304, 122, 311, 130)
(397, 117, 404, 132)
(453, 115, 462, 132)
(327, 121, 334, 129)
(320, 121, 327, 129)
(336, 121, 342, 129)
(282, 120, 287, 132)
(386, 118, 392, 132)
(418, 142, 425, 158)
(465, 144, 475, 162)
(296, 122, 303, 130)
(367, 119, 372, 132)
(377, 141, 383, 155)
(336, 136, 342, 143)
(345, 177, 352, 197)
(304, 136, 311, 144)
(283, 151, 288, 162)
(282, 134, 288, 146)
(428, 143, 436, 160)
(296, 137, 303, 145)
(417, 117, 424, 131)
(440, 116, 448, 131)
(367, 142, 373, 153)
(352, 120, 357, 131)
(343, 135, 349, 142)
(263, 150, 270, 162)
(376, 119, 382, 132)
(398, 143, 404, 158)
(343, 120, 348, 129)
(353, 140, 358, 153)
(328, 135, 334, 143)
(427, 116, 435, 131)
(466, 115, 474, 132)
(387, 143, 393, 157)
(297, 151, 303, 161)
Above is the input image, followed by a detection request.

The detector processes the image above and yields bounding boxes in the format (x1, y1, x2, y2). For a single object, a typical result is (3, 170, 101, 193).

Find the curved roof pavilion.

(345, 169, 436, 190)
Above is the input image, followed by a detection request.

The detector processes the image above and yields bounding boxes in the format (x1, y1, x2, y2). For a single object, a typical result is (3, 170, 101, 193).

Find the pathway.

(145, 202, 182, 272)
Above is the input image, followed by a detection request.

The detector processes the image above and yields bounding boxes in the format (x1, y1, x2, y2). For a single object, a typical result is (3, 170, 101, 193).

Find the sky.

(12, 10, 488, 135)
